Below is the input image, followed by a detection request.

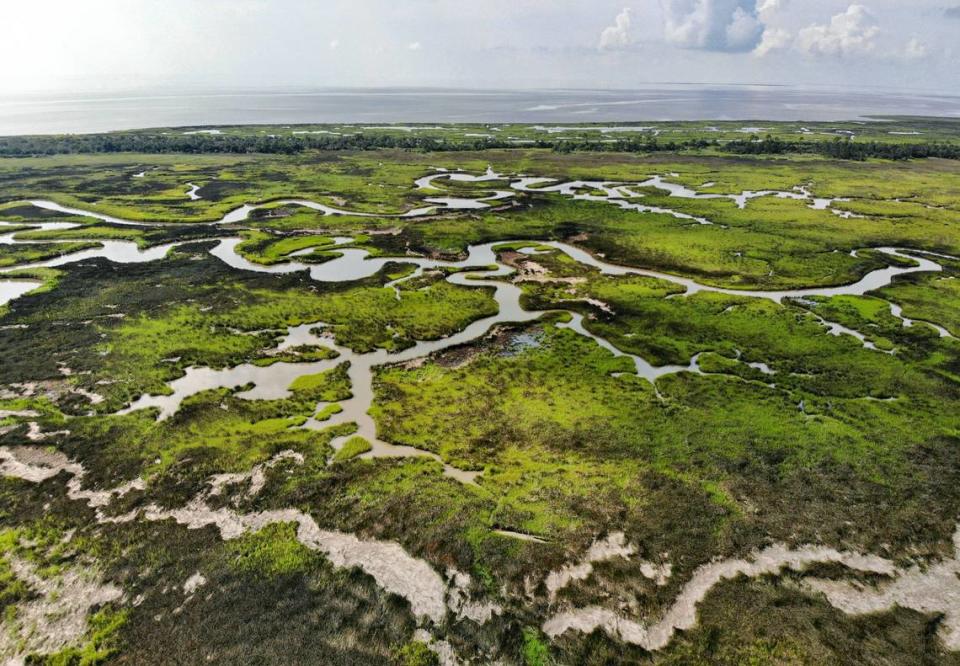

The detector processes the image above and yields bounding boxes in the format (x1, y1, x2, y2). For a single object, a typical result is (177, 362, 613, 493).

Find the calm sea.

(1, 86, 958, 135)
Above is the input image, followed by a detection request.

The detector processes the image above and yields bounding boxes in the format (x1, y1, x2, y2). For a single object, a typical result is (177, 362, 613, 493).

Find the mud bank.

(543, 540, 899, 651)
(0, 446, 471, 627)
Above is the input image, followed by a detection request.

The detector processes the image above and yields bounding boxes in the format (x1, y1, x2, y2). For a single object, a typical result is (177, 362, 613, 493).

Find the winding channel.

(23, 164, 856, 231)
(1, 172, 957, 484)
(3, 171, 960, 657)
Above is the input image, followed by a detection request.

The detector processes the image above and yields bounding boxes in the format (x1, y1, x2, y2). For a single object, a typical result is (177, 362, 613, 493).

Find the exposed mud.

(413, 629, 464, 666)
(805, 525, 960, 650)
(0, 445, 144, 511)
(447, 568, 503, 623)
(543, 540, 898, 651)
(182, 571, 208, 595)
(0, 557, 122, 664)
(546, 532, 638, 601)
(0, 446, 470, 628)
(208, 450, 304, 500)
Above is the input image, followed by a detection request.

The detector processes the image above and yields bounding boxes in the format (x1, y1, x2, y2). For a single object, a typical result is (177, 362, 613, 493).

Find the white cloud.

(796, 4, 879, 57)
(756, 0, 785, 16)
(756, 6, 924, 62)
(754, 27, 791, 56)
(661, 0, 765, 52)
(408, 41, 422, 50)
(904, 37, 928, 59)
(726, 7, 763, 50)
(599, 8, 633, 50)
(0, 0, 953, 95)
(329, 39, 340, 50)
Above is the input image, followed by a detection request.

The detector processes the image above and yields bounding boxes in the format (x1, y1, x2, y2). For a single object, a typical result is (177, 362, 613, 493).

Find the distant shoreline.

(1, 86, 958, 136)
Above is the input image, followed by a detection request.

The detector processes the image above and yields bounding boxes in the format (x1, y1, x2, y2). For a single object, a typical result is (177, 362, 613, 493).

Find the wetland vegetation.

(2, 120, 960, 664)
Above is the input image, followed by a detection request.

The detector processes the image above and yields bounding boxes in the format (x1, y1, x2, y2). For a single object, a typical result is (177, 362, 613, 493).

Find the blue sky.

(0, 0, 956, 94)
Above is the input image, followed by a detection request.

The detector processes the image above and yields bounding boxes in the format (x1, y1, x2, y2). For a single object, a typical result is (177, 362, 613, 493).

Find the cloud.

(755, 7, 926, 62)
(795, 4, 879, 57)
(754, 27, 791, 56)
(946, 6, 960, 18)
(329, 39, 339, 50)
(408, 41, 422, 50)
(599, 8, 633, 50)
(903, 37, 928, 59)
(726, 7, 764, 50)
(756, 0, 786, 18)
(661, 0, 765, 53)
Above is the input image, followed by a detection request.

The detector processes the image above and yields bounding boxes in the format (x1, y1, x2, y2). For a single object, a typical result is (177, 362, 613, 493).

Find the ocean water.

(0, 86, 958, 135)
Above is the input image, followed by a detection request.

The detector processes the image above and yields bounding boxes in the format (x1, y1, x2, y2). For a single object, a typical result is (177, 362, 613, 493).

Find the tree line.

(0, 131, 957, 161)
(723, 135, 960, 160)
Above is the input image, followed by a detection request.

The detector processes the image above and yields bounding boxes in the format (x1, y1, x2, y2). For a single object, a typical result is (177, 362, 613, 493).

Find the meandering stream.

(2, 169, 960, 657)
(24, 163, 862, 231)
(1, 171, 956, 483)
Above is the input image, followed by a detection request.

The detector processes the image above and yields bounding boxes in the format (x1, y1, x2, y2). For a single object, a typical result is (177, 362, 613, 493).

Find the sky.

(0, 0, 956, 95)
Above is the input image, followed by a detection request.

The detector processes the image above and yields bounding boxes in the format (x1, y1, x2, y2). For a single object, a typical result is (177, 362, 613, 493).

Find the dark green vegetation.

(0, 244, 496, 410)
(3, 117, 960, 160)
(2, 122, 960, 664)
(0, 240, 100, 267)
